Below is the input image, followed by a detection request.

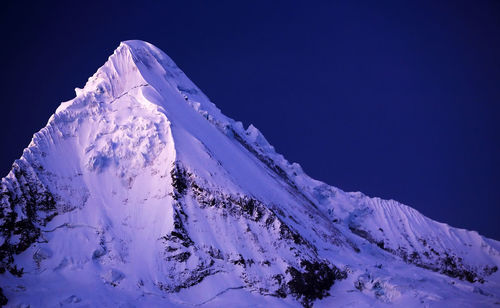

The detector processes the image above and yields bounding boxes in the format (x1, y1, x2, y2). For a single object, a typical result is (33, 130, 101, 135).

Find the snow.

(0, 40, 499, 307)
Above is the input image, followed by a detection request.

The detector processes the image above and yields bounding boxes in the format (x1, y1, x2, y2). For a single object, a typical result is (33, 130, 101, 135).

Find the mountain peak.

(121, 39, 153, 48)
(120, 39, 164, 57)
(1, 40, 499, 307)
(68, 39, 221, 121)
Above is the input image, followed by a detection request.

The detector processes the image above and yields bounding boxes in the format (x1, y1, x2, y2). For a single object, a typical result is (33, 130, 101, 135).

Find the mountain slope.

(0, 40, 498, 307)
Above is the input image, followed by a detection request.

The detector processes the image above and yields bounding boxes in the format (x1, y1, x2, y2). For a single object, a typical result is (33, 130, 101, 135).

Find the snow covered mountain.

(0, 40, 499, 307)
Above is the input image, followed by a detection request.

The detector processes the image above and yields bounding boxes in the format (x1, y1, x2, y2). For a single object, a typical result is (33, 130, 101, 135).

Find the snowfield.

(0, 40, 499, 307)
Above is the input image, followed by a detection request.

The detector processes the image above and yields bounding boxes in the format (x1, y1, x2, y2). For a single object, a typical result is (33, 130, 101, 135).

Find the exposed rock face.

(0, 160, 57, 276)
(0, 40, 499, 307)
(161, 163, 348, 304)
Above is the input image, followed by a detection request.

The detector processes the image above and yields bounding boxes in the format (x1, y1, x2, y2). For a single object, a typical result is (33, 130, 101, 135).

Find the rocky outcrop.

(0, 160, 57, 275)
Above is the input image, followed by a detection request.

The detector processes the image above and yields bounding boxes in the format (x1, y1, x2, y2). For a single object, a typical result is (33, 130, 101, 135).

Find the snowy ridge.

(0, 40, 499, 307)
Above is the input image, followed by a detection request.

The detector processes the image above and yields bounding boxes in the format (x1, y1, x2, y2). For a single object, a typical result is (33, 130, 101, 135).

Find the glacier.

(0, 40, 498, 307)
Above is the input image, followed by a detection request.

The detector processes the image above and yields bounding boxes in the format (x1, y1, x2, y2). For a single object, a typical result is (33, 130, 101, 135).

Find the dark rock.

(286, 260, 347, 308)
(0, 160, 57, 275)
(0, 287, 7, 307)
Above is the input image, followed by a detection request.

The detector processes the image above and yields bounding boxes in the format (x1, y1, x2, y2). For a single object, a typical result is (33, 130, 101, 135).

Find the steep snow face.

(0, 40, 499, 307)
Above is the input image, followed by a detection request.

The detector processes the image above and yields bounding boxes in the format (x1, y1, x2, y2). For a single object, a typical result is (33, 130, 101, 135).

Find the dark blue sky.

(1, 1, 499, 239)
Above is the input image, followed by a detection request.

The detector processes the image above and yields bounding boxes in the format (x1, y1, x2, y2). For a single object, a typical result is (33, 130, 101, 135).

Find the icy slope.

(0, 40, 499, 307)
